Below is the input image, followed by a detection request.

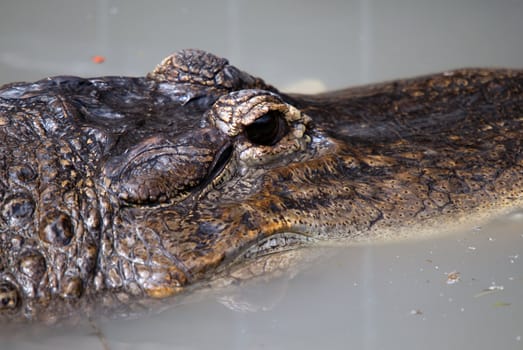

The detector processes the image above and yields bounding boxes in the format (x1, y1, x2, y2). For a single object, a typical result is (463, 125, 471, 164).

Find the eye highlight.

(244, 110, 289, 146)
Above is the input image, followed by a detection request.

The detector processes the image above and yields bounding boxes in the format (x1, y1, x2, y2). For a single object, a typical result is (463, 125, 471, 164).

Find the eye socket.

(244, 110, 289, 146)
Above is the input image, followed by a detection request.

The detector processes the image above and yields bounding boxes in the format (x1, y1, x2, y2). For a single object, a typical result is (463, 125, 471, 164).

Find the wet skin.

(0, 49, 522, 321)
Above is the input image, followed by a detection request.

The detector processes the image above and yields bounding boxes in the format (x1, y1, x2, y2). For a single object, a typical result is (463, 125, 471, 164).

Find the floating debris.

(446, 271, 461, 285)
(91, 55, 106, 64)
(509, 254, 519, 264)
(467, 246, 477, 251)
(493, 301, 511, 307)
(410, 309, 423, 316)
(474, 283, 505, 298)
(488, 284, 505, 291)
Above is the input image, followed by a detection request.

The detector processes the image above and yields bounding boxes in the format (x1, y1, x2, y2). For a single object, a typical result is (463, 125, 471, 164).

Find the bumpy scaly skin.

(0, 49, 522, 322)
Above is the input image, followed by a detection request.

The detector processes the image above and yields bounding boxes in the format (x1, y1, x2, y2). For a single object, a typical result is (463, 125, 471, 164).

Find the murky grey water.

(1, 1, 522, 349)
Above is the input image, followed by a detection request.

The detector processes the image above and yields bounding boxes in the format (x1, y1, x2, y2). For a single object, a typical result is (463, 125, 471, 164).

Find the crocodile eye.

(244, 110, 289, 146)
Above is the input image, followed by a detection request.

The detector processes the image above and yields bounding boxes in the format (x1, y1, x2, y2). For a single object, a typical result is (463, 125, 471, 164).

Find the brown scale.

(0, 49, 521, 322)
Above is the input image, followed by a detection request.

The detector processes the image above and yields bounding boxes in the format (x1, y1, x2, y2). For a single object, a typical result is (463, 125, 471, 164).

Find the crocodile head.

(96, 50, 337, 300)
(0, 49, 341, 320)
(1, 49, 522, 321)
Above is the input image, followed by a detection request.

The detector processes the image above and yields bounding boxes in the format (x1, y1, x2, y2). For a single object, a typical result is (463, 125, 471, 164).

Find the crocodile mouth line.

(233, 232, 317, 264)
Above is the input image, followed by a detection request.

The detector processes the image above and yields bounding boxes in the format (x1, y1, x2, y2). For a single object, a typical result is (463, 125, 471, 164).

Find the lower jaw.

(232, 231, 317, 264)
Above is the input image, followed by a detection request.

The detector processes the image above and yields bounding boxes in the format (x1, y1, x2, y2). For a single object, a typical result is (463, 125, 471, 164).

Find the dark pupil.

(244, 110, 288, 146)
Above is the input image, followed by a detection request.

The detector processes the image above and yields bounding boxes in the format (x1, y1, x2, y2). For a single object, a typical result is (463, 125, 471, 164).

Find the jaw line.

(230, 231, 318, 266)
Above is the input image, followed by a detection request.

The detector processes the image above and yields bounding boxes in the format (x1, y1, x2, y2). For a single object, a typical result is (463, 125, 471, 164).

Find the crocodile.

(0, 49, 522, 322)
